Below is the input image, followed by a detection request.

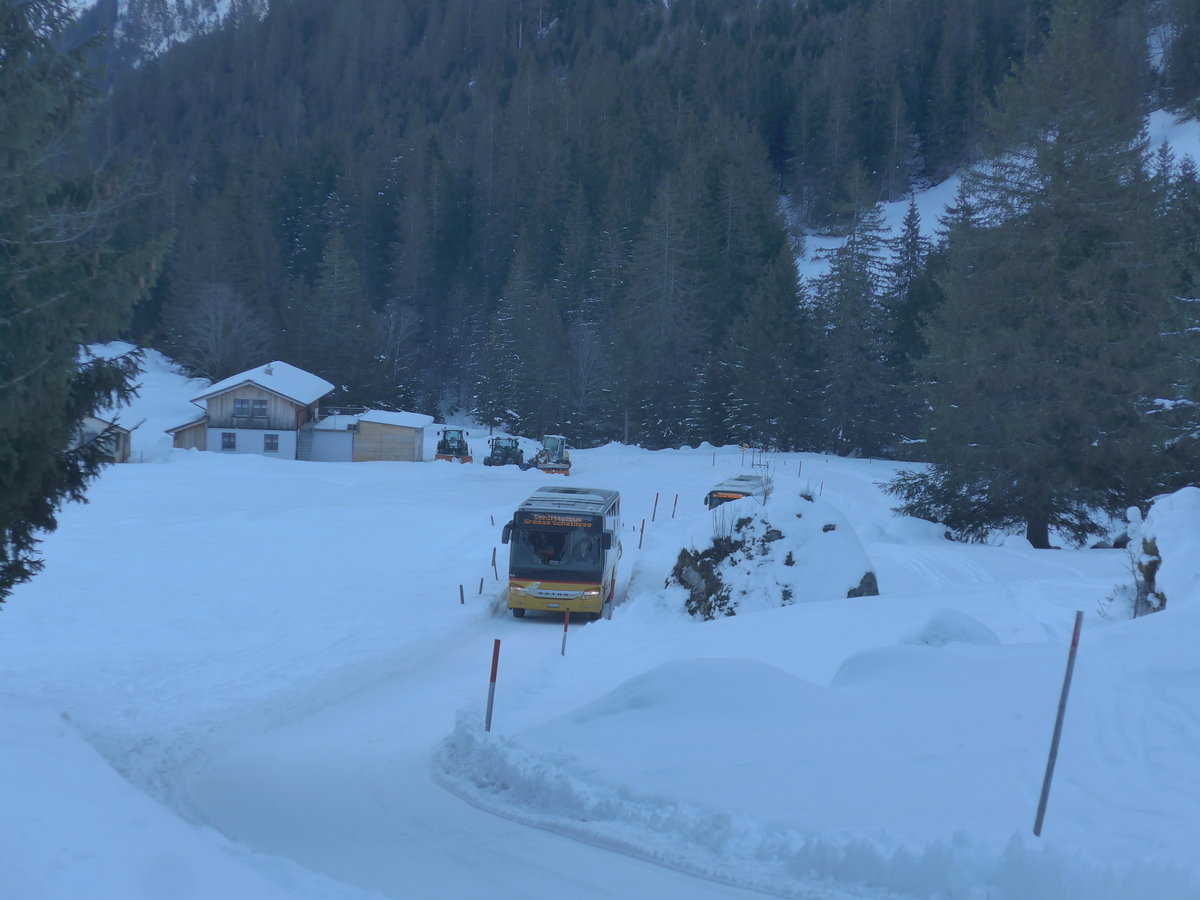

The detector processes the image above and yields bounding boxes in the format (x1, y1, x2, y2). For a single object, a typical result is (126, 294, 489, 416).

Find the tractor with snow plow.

(532, 434, 571, 475)
(484, 436, 525, 468)
(434, 428, 473, 463)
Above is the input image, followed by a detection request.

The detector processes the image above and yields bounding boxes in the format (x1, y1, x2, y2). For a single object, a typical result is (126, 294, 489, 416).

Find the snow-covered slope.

(2, 349, 1198, 899)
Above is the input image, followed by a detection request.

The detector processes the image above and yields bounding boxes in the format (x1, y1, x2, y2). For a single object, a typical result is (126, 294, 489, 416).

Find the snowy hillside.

(2, 349, 1198, 899)
(797, 109, 1200, 281)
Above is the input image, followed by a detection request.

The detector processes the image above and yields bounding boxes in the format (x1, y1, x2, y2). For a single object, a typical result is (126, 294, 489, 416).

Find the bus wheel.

(512, 607, 526, 618)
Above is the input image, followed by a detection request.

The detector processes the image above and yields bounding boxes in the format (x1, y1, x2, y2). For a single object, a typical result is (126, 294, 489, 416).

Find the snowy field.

(2, 347, 1199, 900)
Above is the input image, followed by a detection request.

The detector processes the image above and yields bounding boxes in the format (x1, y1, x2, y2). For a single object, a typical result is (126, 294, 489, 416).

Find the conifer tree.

(810, 179, 894, 456)
(1, 0, 165, 603)
(474, 247, 568, 436)
(286, 230, 381, 403)
(624, 176, 706, 448)
(889, 0, 1183, 548)
(723, 254, 815, 451)
(883, 196, 937, 443)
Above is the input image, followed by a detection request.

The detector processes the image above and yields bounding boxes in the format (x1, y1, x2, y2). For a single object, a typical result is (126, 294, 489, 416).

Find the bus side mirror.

(601, 532, 612, 550)
(501, 522, 512, 544)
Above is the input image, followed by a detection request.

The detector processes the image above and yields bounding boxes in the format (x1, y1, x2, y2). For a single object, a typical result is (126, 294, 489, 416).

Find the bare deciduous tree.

(163, 283, 277, 380)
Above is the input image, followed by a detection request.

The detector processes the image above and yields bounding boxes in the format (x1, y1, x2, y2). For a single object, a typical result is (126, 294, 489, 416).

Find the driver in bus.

(532, 531, 564, 564)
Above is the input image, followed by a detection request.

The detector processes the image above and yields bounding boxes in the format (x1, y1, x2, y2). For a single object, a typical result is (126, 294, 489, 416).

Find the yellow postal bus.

(501, 485, 621, 620)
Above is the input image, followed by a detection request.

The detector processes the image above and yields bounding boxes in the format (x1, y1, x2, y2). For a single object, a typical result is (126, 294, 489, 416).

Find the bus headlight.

(582, 589, 600, 598)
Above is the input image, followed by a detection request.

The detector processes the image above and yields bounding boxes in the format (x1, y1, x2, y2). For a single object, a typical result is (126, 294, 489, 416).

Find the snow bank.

(435, 659, 1200, 900)
(1137, 487, 1200, 609)
(669, 489, 878, 618)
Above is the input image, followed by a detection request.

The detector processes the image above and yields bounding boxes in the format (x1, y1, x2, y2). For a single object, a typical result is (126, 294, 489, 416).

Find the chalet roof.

(358, 410, 435, 429)
(82, 415, 133, 435)
(165, 415, 208, 435)
(190, 362, 334, 407)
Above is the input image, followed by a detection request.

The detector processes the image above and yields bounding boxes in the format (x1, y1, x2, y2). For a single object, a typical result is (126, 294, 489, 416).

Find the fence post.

(1033, 610, 1084, 837)
(561, 610, 571, 656)
(484, 639, 501, 732)
(671, 493, 679, 519)
(459, 584, 465, 605)
(638, 518, 645, 549)
(651, 492, 660, 522)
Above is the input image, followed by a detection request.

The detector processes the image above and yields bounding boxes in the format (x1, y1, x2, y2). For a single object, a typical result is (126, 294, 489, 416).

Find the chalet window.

(253, 399, 268, 418)
(264, 433, 279, 452)
(233, 398, 250, 417)
(221, 432, 236, 451)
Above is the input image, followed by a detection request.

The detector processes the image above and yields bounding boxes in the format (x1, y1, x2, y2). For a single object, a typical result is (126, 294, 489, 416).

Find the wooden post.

(459, 584, 465, 605)
(1034, 611, 1084, 837)
(671, 493, 679, 518)
(638, 518, 645, 549)
(484, 639, 501, 732)
(478, 576, 484, 595)
(561, 610, 570, 656)
(651, 492, 660, 522)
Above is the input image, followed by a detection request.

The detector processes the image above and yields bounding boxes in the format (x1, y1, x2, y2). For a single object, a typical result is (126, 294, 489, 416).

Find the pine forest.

(8, 0, 1200, 563)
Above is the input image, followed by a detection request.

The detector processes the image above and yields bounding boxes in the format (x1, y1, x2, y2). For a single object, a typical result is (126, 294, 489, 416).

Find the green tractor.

(434, 428, 473, 463)
(484, 436, 525, 468)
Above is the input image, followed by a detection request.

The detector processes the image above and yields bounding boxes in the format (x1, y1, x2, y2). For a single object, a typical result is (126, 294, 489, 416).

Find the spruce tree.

(474, 246, 568, 437)
(723, 254, 815, 451)
(810, 180, 894, 457)
(286, 230, 382, 404)
(623, 176, 705, 448)
(1, 0, 165, 603)
(889, 0, 1183, 548)
(883, 196, 938, 444)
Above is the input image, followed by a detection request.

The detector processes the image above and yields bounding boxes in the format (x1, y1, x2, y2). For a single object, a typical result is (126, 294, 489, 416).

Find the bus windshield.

(510, 526, 602, 580)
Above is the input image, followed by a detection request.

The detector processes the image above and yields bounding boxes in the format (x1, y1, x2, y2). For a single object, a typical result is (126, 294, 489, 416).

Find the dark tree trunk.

(1025, 515, 1051, 550)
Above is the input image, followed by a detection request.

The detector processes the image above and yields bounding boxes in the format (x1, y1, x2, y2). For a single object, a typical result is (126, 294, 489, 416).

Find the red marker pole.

(484, 639, 501, 732)
(561, 610, 570, 656)
(1033, 611, 1084, 836)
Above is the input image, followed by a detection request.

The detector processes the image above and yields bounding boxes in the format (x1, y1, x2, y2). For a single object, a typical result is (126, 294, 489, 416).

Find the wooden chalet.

(167, 361, 334, 459)
(166, 362, 434, 462)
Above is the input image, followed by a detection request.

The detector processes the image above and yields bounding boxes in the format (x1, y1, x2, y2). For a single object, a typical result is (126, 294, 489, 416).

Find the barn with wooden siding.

(353, 410, 434, 462)
(166, 417, 207, 451)
(79, 416, 134, 463)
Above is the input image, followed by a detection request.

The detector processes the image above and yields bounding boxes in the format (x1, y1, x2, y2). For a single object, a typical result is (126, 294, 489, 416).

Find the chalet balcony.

(212, 415, 276, 430)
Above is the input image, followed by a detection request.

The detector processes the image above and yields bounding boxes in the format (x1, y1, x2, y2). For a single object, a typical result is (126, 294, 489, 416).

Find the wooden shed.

(352, 410, 434, 462)
(79, 416, 133, 463)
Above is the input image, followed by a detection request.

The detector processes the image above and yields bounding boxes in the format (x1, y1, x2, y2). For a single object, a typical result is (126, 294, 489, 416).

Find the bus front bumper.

(508, 582, 603, 614)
